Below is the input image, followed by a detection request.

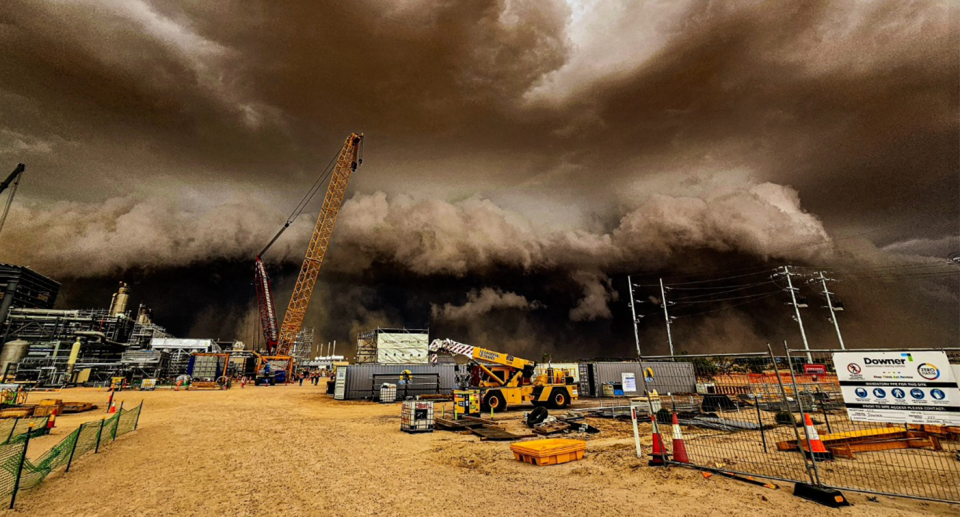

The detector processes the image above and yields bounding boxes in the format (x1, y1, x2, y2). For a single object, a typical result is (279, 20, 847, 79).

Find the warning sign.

(622, 372, 637, 394)
(833, 351, 960, 426)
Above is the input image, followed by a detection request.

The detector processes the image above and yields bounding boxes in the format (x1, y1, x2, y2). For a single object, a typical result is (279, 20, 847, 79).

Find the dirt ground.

(1, 384, 956, 517)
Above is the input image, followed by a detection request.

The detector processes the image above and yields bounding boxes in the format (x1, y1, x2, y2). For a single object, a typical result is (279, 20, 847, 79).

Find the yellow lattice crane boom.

(274, 133, 363, 355)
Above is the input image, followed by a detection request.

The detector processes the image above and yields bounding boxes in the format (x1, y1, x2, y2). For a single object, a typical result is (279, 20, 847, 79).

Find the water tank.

(380, 383, 397, 403)
(0, 339, 31, 378)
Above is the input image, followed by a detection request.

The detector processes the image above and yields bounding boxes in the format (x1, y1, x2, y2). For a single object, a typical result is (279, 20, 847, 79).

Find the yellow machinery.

(429, 339, 578, 412)
(453, 389, 481, 418)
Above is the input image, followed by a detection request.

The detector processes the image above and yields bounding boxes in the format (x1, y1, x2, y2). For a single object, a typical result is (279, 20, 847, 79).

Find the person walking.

(298, 373, 305, 386)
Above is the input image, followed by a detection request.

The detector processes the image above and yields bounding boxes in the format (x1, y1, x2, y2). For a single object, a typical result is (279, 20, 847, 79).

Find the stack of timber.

(777, 427, 943, 459)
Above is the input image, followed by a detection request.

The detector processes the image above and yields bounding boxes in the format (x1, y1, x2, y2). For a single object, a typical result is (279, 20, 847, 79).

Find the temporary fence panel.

(639, 353, 814, 486)
(784, 347, 960, 503)
(340, 364, 456, 400)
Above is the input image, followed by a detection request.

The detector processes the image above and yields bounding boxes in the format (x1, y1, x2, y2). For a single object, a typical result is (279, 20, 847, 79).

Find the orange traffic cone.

(47, 409, 57, 430)
(649, 415, 670, 466)
(671, 412, 689, 464)
(109, 400, 117, 414)
(801, 413, 833, 461)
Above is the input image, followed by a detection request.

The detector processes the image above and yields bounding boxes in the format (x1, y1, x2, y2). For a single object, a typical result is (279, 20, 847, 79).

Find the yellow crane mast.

(275, 133, 363, 355)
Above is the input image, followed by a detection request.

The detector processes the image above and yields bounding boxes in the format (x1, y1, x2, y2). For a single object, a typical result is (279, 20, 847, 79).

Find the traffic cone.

(109, 400, 117, 414)
(649, 415, 670, 466)
(671, 412, 689, 464)
(47, 409, 57, 430)
(801, 413, 833, 461)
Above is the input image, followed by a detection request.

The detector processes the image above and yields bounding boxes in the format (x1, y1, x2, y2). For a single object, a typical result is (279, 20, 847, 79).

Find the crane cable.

(258, 147, 341, 258)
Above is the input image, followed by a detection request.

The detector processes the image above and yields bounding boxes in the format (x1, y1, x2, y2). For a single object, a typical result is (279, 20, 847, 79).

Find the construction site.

(0, 2, 958, 516)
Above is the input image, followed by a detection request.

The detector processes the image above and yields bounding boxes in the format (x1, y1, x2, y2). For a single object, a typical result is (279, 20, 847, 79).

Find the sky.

(0, 1, 957, 359)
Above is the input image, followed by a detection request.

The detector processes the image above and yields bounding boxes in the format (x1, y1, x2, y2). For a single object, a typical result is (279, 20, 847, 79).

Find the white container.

(380, 383, 397, 403)
(401, 400, 434, 433)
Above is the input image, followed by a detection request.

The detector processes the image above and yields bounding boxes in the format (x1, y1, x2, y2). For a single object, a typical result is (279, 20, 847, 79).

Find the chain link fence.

(635, 348, 960, 504)
(0, 401, 144, 509)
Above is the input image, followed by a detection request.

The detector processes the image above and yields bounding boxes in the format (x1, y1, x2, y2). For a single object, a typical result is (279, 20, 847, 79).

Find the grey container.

(586, 361, 696, 397)
(340, 364, 457, 400)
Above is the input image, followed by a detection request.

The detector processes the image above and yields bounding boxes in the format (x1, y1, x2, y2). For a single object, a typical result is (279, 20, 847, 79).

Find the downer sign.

(833, 350, 960, 426)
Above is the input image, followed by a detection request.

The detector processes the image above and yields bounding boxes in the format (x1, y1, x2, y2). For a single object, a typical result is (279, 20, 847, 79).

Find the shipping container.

(337, 364, 457, 400)
(583, 361, 696, 397)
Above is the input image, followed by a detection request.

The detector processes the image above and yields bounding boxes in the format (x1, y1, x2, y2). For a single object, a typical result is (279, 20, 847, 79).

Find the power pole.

(659, 278, 675, 356)
(818, 271, 845, 350)
(627, 276, 643, 358)
(780, 266, 812, 362)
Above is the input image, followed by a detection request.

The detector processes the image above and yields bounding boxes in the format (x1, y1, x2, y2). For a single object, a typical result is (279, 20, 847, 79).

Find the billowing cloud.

(431, 288, 543, 322)
(0, 1, 954, 354)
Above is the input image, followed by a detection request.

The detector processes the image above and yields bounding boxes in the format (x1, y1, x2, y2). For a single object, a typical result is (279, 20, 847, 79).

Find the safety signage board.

(622, 372, 637, 394)
(833, 351, 960, 426)
(803, 364, 827, 375)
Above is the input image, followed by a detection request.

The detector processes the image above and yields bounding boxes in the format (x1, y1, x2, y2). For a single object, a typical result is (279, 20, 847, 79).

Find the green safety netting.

(0, 401, 143, 506)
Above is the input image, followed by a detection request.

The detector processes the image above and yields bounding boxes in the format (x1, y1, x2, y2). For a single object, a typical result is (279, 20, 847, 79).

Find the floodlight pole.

(659, 278, 674, 356)
(818, 271, 845, 350)
(627, 276, 643, 358)
(782, 266, 812, 362)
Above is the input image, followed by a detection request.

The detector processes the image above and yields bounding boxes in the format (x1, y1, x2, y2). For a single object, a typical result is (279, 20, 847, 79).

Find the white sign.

(622, 372, 637, 394)
(833, 351, 960, 426)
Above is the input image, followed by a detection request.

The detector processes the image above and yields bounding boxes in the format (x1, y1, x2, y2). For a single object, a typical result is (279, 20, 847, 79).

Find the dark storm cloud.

(0, 1, 956, 354)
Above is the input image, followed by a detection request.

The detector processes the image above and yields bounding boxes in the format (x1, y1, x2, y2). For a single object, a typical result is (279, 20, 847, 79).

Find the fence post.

(134, 401, 143, 430)
(782, 342, 823, 487)
(111, 402, 123, 440)
(815, 386, 833, 434)
(6, 417, 18, 444)
(65, 427, 81, 473)
(95, 417, 105, 454)
(754, 394, 768, 453)
(767, 343, 816, 485)
(9, 425, 32, 510)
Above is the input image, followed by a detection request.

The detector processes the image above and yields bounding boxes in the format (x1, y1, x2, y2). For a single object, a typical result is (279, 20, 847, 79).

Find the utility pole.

(659, 278, 675, 356)
(780, 266, 812, 362)
(818, 271, 845, 350)
(627, 276, 643, 358)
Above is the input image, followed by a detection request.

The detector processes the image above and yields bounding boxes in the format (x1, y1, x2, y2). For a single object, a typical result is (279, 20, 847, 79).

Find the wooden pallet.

(471, 426, 534, 441)
(435, 417, 494, 431)
(830, 435, 942, 459)
(778, 427, 914, 451)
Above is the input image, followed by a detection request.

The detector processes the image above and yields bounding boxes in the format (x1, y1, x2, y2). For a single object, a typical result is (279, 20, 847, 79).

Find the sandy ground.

(0, 384, 955, 517)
